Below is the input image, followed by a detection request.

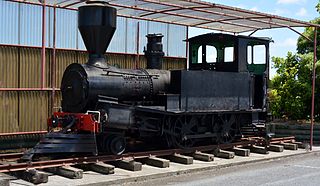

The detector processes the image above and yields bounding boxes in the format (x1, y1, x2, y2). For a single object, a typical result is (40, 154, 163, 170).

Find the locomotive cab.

(187, 33, 271, 111)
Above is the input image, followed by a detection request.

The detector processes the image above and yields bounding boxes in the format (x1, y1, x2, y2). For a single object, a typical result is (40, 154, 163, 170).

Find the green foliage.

(270, 3, 320, 120)
(270, 53, 313, 120)
(296, 18, 320, 59)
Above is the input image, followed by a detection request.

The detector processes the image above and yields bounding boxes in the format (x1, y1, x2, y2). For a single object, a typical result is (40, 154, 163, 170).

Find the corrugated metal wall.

(0, 47, 19, 87)
(19, 91, 49, 132)
(0, 1, 187, 133)
(0, 1, 187, 57)
(20, 48, 51, 88)
(0, 91, 19, 133)
(0, 46, 185, 133)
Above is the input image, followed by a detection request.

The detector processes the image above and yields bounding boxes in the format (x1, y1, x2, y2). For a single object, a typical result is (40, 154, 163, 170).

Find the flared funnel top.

(78, 2, 117, 59)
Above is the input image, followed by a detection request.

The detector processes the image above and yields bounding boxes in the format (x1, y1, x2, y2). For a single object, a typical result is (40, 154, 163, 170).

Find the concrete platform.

(10, 147, 320, 186)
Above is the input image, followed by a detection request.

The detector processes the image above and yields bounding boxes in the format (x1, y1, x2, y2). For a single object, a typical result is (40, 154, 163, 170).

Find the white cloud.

(296, 8, 307, 16)
(277, 0, 306, 4)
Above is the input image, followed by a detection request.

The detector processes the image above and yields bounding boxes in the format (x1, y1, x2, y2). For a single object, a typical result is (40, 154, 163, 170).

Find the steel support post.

(135, 22, 140, 69)
(185, 26, 189, 69)
(311, 27, 318, 150)
(41, 0, 46, 89)
(51, 5, 57, 114)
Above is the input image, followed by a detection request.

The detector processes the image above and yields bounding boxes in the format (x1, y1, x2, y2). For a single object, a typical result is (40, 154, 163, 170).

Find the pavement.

(123, 148, 320, 186)
(8, 146, 320, 186)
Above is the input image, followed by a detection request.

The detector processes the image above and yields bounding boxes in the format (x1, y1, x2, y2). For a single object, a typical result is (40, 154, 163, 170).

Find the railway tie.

(0, 136, 309, 185)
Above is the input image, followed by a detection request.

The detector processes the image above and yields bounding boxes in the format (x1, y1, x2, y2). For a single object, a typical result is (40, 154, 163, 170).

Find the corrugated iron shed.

(2, 0, 320, 150)
(8, 0, 320, 33)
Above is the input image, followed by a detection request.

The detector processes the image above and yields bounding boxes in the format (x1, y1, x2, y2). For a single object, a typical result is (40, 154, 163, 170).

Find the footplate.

(21, 133, 98, 161)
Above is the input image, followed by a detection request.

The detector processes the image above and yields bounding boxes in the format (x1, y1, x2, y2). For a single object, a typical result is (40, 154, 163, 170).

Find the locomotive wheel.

(219, 114, 239, 144)
(101, 135, 111, 153)
(108, 135, 126, 155)
(171, 116, 197, 148)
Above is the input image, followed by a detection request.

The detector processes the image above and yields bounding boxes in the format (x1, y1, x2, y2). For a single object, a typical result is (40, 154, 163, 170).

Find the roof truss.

(8, 0, 320, 34)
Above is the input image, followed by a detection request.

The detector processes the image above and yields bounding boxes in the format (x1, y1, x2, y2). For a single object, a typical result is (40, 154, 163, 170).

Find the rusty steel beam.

(140, 0, 270, 30)
(187, 0, 320, 28)
(8, 0, 319, 31)
(311, 27, 318, 151)
(139, 7, 187, 17)
(5, 0, 244, 33)
(248, 29, 260, 36)
(135, 21, 140, 69)
(0, 131, 47, 136)
(41, 0, 46, 89)
(62, 0, 84, 8)
(0, 88, 59, 91)
(115, 12, 232, 32)
(185, 25, 189, 69)
(141, 0, 319, 31)
(288, 27, 313, 42)
(0, 43, 186, 60)
(54, 0, 72, 6)
(191, 16, 264, 27)
(51, 5, 57, 114)
(108, 1, 261, 30)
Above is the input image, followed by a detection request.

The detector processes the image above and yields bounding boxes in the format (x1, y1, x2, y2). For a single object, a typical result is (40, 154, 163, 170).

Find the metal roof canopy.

(9, 0, 320, 34)
(7, 0, 320, 150)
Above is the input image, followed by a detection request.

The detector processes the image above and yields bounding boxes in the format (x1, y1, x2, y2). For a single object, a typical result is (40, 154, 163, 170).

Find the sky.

(189, 0, 320, 77)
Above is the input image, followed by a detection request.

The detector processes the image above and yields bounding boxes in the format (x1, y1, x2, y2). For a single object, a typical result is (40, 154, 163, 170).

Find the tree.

(270, 3, 320, 120)
(296, 3, 320, 58)
(270, 53, 313, 120)
(296, 18, 320, 59)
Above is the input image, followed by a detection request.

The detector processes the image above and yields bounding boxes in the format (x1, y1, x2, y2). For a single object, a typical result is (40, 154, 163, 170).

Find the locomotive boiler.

(24, 1, 270, 159)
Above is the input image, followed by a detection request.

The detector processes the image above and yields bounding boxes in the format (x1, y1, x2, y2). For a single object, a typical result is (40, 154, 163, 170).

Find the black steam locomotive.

(24, 2, 270, 158)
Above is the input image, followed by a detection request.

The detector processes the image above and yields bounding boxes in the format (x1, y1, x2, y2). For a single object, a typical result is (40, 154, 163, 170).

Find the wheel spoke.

(170, 116, 198, 148)
(219, 115, 238, 144)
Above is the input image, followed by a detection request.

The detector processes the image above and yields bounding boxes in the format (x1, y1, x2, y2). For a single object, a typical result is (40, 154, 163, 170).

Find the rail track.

(0, 136, 305, 185)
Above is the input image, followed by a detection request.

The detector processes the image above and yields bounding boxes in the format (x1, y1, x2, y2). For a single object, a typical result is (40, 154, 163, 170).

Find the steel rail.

(0, 137, 286, 173)
(0, 153, 23, 161)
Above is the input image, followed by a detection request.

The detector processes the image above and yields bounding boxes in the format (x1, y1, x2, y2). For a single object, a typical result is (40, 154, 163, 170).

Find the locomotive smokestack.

(144, 34, 165, 69)
(78, 1, 116, 64)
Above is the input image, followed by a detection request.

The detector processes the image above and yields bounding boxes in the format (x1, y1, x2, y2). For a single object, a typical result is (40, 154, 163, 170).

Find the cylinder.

(144, 34, 165, 69)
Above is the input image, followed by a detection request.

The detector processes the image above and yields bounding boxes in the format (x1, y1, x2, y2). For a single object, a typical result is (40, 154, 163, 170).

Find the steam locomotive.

(24, 2, 270, 158)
